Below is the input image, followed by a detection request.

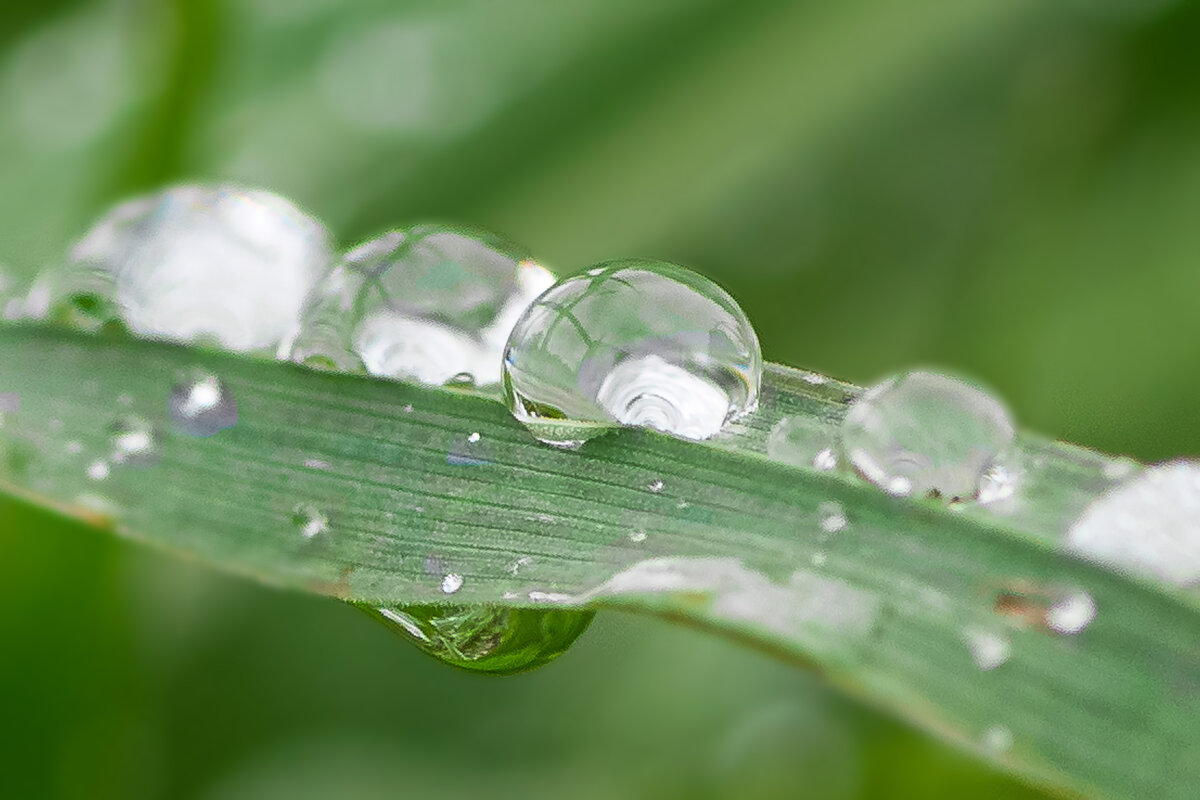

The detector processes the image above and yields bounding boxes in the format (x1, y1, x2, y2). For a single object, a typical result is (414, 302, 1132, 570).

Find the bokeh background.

(2, 0, 1197, 797)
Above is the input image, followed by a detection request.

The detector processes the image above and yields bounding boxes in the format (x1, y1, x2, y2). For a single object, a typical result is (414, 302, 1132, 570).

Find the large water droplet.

(840, 371, 1015, 501)
(1067, 461, 1200, 586)
(109, 415, 158, 466)
(502, 259, 761, 447)
(32, 184, 331, 351)
(364, 604, 594, 675)
(169, 370, 238, 436)
(286, 224, 553, 386)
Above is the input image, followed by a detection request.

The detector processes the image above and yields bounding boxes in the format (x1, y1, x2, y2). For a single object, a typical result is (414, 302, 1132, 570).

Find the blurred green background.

(2, 0, 1198, 797)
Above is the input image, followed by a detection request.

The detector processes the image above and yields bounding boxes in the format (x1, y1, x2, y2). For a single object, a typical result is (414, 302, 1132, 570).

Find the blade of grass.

(0, 323, 1196, 799)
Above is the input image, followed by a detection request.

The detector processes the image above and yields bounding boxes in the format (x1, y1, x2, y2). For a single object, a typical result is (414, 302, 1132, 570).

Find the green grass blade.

(0, 324, 1196, 799)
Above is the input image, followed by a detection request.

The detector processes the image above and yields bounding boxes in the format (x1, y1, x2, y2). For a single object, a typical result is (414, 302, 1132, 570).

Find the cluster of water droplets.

(21, 180, 1200, 686)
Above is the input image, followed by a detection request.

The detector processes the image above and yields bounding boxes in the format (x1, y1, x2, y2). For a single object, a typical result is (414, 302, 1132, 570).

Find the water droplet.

(648, 478, 665, 494)
(287, 225, 553, 386)
(978, 463, 1017, 505)
(303, 458, 330, 470)
(767, 417, 838, 471)
(365, 604, 594, 675)
(1046, 591, 1097, 635)
(1067, 461, 1200, 586)
(811, 552, 828, 567)
(291, 502, 328, 539)
(86, 459, 109, 481)
(818, 501, 847, 534)
(169, 370, 238, 436)
(982, 725, 1013, 754)
(108, 415, 158, 466)
(467, 431, 481, 444)
(502, 258, 762, 447)
(629, 529, 647, 543)
(440, 573, 464, 594)
(34, 184, 330, 350)
(963, 627, 1011, 670)
(841, 371, 1015, 501)
(509, 556, 533, 575)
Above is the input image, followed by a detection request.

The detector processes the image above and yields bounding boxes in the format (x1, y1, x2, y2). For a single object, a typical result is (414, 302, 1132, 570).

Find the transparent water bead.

(286, 224, 554, 386)
(108, 415, 158, 466)
(291, 502, 329, 539)
(502, 259, 762, 447)
(364, 604, 594, 676)
(33, 184, 331, 351)
(840, 371, 1015, 501)
(1067, 461, 1200, 586)
(169, 370, 238, 437)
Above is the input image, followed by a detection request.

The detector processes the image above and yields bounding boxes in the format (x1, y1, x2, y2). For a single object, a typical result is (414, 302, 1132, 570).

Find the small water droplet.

(169, 370, 238, 436)
(35, 184, 330, 350)
(441, 573, 464, 594)
(818, 501, 847, 534)
(303, 458, 330, 470)
(509, 556, 533, 575)
(287, 224, 552, 386)
(503, 258, 762, 447)
(767, 417, 838, 471)
(841, 371, 1015, 501)
(291, 502, 328, 539)
(467, 431, 481, 443)
(108, 415, 158, 466)
(963, 627, 1011, 670)
(403, 404, 414, 413)
(87, 460, 109, 481)
(648, 478, 665, 493)
(629, 529, 647, 543)
(1046, 591, 1097, 635)
(982, 725, 1013, 754)
(811, 552, 828, 567)
(365, 603, 593, 675)
(1067, 460, 1200, 586)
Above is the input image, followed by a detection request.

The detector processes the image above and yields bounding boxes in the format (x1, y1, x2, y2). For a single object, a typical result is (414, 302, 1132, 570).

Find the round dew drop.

(285, 224, 554, 387)
(31, 184, 331, 352)
(502, 258, 762, 447)
(840, 370, 1015, 501)
(108, 415, 158, 466)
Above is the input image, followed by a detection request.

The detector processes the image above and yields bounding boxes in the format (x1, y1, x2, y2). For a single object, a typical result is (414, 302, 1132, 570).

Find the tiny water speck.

(87, 460, 109, 481)
(963, 627, 1011, 671)
(629, 530, 647, 543)
(66, 440, 83, 455)
(441, 573, 464, 594)
(291, 503, 328, 539)
(982, 725, 1013, 754)
(811, 552, 828, 567)
(304, 458, 330, 470)
(841, 371, 1014, 501)
(170, 370, 238, 436)
(818, 501, 847, 534)
(109, 415, 158, 465)
(509, 556, 533, 575)
(648, 479, 665, 493)
(467, 432, 480, 443)
(1046, 591, 1097, 635)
